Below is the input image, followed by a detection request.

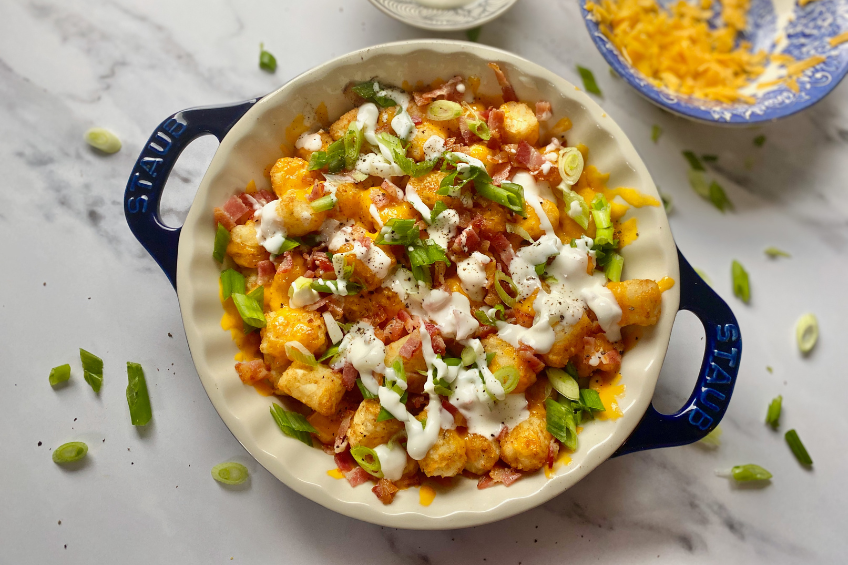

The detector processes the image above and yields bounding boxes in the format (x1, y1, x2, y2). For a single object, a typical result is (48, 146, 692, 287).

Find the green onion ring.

(53, 441, 88, 464)
(350, 446, 383, 478)
(493, 366, 520, 394)
(211, 461, 250, 485)
(494, 271, 518, 307)
(426, 100, 463, 121)
(557, 147, 584, 186)
(795, 313, 818, 354)
(506, 223, 534, 242)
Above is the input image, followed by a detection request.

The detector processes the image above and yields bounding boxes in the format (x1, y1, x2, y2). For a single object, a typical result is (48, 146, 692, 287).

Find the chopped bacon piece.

(394, 473, 422, 489)
(382, 318, 407, 344)
(398, 331, 422, 360)
(496, 425, 510, 442)
(508, 307, 534, 329)
(398, 310, 414, 333)
(233, 360, 270, 385)
(441, 399, 459, 417)
(303, 269, 315, 279)
(325, 296, 344, 318)
(370, 190, 395, 210)
(345, 466, 372, 487)
(490, 162, 511, 186)
(213, 207, 236, 231)
(518, 344, 546, 373)
(334, 451, 355, 473)
(535, 100, 552, 121)
(488, 150, 509, 164)
(372, 478, 400, 504)
(487, 108, 506, 150)
(256, 260, 275, 286)
(320, 442, 336, 455)
(335, 451, 374, 486)
(342, 363, 358, 391)
(277, 252, 293, 273)
(223, 194, 251, 222)
(380, 179, 404, 202)
(546, 438, 560, 469)
(334, 412, 354, 453)
(254, 189, 277, 206)
(306, 182, 325, 202)
(490, 464, 523, 486)
(413, 76, 464, 106)
(475, 325, 497, 339)
(421, 322, 446, 355)
(515, 141, 547, 172)
(407, 393, 429, 412)
(451, 225, 482, 255)
(603, 349, 622, 366)
(410, 114, 422, 125)
(304, 296, 331, 311)
(239, 192, 262, 212)
(487, 62, 518, 103)
(490, 234, 515, 266)
(307, 250, 333, 275)
(357, 234, 372, 249)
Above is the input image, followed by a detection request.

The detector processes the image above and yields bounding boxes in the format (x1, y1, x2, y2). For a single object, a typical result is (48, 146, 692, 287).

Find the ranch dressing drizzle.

(335, 322, 386, 394)
(373, 443, 407, 481)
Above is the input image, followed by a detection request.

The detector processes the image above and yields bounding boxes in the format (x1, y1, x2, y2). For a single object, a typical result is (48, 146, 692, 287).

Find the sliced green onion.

(682, 151, 705, 171)
(461, 346, 477, 367)
(558, 147, 585, 186)
(270, 404, 316, 447)
(220, 269, 245, 300)
(427, 100, 463, 121)
(430, 200, 448, 224)
(319, 344, 340, 363)
(474, 305, 505, 327)
(475, 180, 526, 216)
(84, 128, 122, 154)
(351, 81, 397, 108)
(730, 464, 772, 482)
(795, 313, 818, 354)
(276, 237, 301, 254)
(494, 271, 518, 307)
(694, 267, 712, 287)
(375, 218, 421, 246)
(590, 194, 614, 246)
(785, 429, 812, 466)
(753, 134, 766, 147)
(688, 169, 710, 198)
(357, 379, 378, 400)
(49, 364, 71, 387)
(604, 252, 624, 282)
(545, 397, 577, 451)
(213, 223, 230, 263)
(285, 341, 318, 366)
(231, 293, 266, 328)
(660, 191, 673, 214)
(559, 185, 590, 229)
(764, 246, 790, 258)
(351, 445, 382, 477)
(466, 26, 482, 42)
(579, 388, 605, 411)
(493, 366, 520, 394)
(731, 260, 750, 304)
(259, 43, 277, 73)
(506, 223, 533, 242)
(467, 118, 491, 141)
(708, 181, 733, 213)
(344, 123, 363, 171)
(376, 132, 436, 178)
(52, 441, 88, 464)
(308, 139, 345, 173)
(576, 66, 602, 96)
(126, 362, 152, 426)
(699, 424, 722, 448)
(211, 461, 249, 485)
(702, 154, 718, 163)
(80, 348, 103, 393)
(547, 368, 579, 400)
(310, 194, 337, 212)
(651, 125, 662, 143)
(765, 395, 782, 429)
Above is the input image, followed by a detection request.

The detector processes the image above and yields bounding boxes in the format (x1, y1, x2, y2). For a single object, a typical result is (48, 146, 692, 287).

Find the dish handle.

(124, 99, 260, 289)
(614, 249, 741, 456)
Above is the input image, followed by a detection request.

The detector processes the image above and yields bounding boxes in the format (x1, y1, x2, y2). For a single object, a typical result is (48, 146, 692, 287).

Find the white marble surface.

(2, 0, 847, 562)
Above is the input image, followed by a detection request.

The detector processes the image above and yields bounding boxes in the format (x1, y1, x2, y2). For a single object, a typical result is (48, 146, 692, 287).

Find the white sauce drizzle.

(373, 443, 407, 481)
(335, 322, 385, 394)
(255, 200, 287, 253)
(457, 252, 491, 301)
(295, 132, 323, 151)
(421, 289, 479, 340)
(427, 208, 459, 247)
(423, 135, 446, 161)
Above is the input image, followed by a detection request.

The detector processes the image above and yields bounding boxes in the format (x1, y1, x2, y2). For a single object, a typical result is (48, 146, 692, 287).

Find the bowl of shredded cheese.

(582, 0, 848, 123)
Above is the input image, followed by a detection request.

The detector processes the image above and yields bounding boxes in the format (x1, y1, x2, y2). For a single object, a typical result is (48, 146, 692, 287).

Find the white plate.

(175, 40, 680, 529)
(367, 0, 517, 31)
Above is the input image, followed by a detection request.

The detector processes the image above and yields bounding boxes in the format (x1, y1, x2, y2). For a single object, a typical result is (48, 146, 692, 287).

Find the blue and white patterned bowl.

(581, 0, 848, 124)
(367, 0, 516, 31)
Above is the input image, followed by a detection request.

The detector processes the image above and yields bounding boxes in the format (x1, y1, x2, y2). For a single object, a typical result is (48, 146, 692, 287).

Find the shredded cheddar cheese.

(830, 32, 848, 47)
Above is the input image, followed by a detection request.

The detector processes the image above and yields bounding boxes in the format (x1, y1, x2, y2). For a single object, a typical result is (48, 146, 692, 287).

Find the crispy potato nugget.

(406, 170, 462, 210)
(419, 428, 467, 478)
(541, 313, 596, 368)
(227, 221, 270, 268)
(514, 199, 560, 241)
(500, 101, 539, 145)
(260, 307, 328, 361)
(482, 335, 536, 394)
(408, 122, 448, 162)
(607, 279, 662, 326)
(499, 416, 551, 472)
(274, 361, 346, 417)
(329, 108, 359, 141)
(270, 157, 316, 196)
(384, 334, 428, 393)
(276, 189, 329, 237)
(463, 433, 501, 475)
(346, 399, 404, 449)
(295, 131, 333, 162)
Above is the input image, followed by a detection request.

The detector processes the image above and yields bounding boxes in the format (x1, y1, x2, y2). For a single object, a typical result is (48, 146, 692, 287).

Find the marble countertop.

(3, 0, 847, 562)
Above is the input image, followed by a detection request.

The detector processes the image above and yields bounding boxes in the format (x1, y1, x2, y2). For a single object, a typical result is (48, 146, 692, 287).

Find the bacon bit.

(518, 344, 546, 373)
(277, 251, 294, 273)
(254, 189, 277, 205)
(334, 451, 356, 473)
(399, 331, 422, 360)
(304, 296, 331, 311)
(490, 464, 523, 486)
(546, 438, 560, 469)
(490, 233, 515, 266)
(382, 318, 407, 344)
(239, 192, 262, 212)
(488, 63, 518, 103)
(410, 114, 422, 125)
(487, 150, 510, 164)
(372, 478, 400, 504)
(320, 442, 336, 455)
(224, 194, 252, 223)
(601, 348, 622, 367)
(407, 393, 429, 412)
(422, 322, 447, 355)
(487, 108, 506, 150)
(535, 100, 552, 121)
(476, 325, 497, 339)
(357, 234, 372, 249)
(413, 76, 464, 106)
(334, 412, 354, 453)
(490, 162, 511, 186)
(325, 296, 344, 318)
(306, 250, 333, 275)
(213, 207, 236, 231)
(256, 260, 275, 286)
(306, 182, 325, 202)
(342, 363, 358, 391)
(303, 269, 315, 279)
(380, 179, 404, 202)
(345, 466, 372, 487)
(508, 308, 534, 329)
(434, 261, 446, 287)
(453, 225, 481, 254)
(441, 398, 459, 417)
(398, 310, 415, 333)
(516, 141, 547, 172)
(496, 425, 510, 442)
(394, 473, 422, 489)
(233, 360, 270, 385)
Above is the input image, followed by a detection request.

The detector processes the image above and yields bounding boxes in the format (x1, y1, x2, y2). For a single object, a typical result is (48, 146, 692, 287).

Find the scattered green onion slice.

(310, 194, 337, 212)
(785, 429, 812, 466)
(466, 118, 491, 140)
(211, 461, 249, 485)
(344, 123, 363, 171)
(461, 346, 477, 367)
(605, 252, 624, 282)
(466, 26, 482, 42)
(682, 151, 705, 171)
(126, 362, 152, 426)
(427, 100, 463, 121)
(708, 181, 733, 213)
(730, 464, 772, 482)
(699, 425, 722, 448)
(576, 66, 602, 96)
(558, 147, 585, 186)
(795, 313, 818, 354)
(220, 269, 245, 300)
(285, 341, 318, 366)
(764, 246, 791, 258)
(49, 364, 71, 387)
(213, 223, 230, 263)
(53, 441, 88, 464)
(493, 366, 520, 394)
(545, 398, 577, 451)
(547, 368, 579, 400)
(559, 185, 590, 229)
(753, 134, 766, 147)
(651, 125, 662, 143)
(494, 271, 518, 307)
(231, 293, 266, 328)
(694, 267, 712, 287)
(688, 169, 710, 198)
(765, 395, 782, 429)
(702, 154, 718, 163)
(590, 194, 614, 246)
(731, 260, 750, 304)
(506, 223, 533, 242)
(476, 180, 526, 216)
(660, 191, 673, 214)
(350, 445, 383, 478)
(580, 388, 605, 411)
(84, 128, 122, 154)
(276, 237, 301, 254)
(80, 348, 103, 393)
(259, 43, 277, 73)
(270, 404, 316, 447)
(357, 379, 378, 400)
